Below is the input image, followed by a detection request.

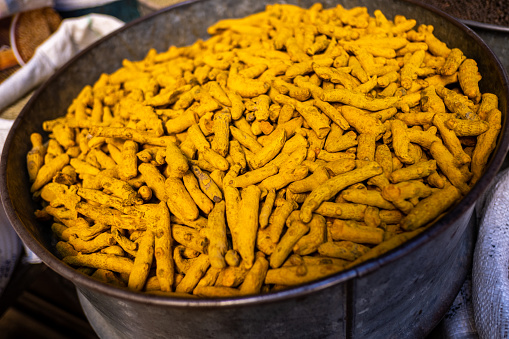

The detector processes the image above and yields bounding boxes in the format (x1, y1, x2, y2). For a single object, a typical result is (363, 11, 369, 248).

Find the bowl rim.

(2, 0, 508, 308)
(460, 19, 509, 33)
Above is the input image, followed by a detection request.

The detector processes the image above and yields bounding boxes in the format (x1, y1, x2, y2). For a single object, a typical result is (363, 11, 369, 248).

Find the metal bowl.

(2, 0, 508, 338)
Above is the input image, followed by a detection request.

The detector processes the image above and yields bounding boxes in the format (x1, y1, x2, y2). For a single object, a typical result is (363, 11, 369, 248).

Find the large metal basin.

(1, 0, 508, 338)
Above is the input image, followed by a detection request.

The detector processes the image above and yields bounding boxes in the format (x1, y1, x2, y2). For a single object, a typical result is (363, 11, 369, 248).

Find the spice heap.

(28, 3, 500, 297)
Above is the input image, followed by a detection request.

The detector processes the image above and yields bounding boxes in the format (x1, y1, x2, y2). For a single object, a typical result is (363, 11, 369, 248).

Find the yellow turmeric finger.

(278, 147, 308, 174)
(111, 227, 138, 256)
(128, 230, 155, 291)
(341, 188, 396, 210)
(191, 165, 222, 203)
(52, 123, 75, 150)
(275, 94, 330, 139)
(182, 171, 214, 214)
(259, 189, 276, 229)
(139, 163, 167, 201)
(400, 185, 461, 231)
(264, 264, 344, 285)
(165, 141, 189, 178)
(318, 241, 370, 261)
(270, 221, 309, 268)
(91, 149, 117, 171)
(98, 174, 142, 205)
(196, 267, 222, 288)
(293, 214, 326, 255)
(31, 153, 70, 192)
(287, 166, 330, 193)
(172, 225, 208, 254)
(90, 126, 176, 147)
(389, 160, 437, 183)
(227, 66, 270, 98)
(77, 187, 124, 210)
(189, 125, 230, 171)
(256, 226, 276, 256)
(356, 133, 376, 161)
(173, 245, 200, 274)
(429, 141, 469, 194)
(340, 105, 385, 136)
(363, 206, 381, 228)
(150, 202, 174, 292)
(251, 128, 286, 169)
(231, 164, 279, 188)
(27, 133, 46, 183)
(175, 254, 210, 293)
(230, 125, 263, 153)
(267, 199, 298, 243)
(236, 185, 261, 268)
(63, 253, 133, 275)
(400, 49, 425, 90)
(328, 219, 384, 245)
(211, 109, 232, 157)
(239, 255, 269, 295)
(193, 286, 241, 298)
(71, 222, 110, 242)
(225, 249, 241, 267)
(325, 131, 358, 152)
(118, 140, 138, 180)
(433, 113, 471, 165)
(202, 201, 228, 269)
(76, 202, 146, 230)
(471, 108, 502, 185)
(313, 64, 357, 90)
(382, 180, 433, 214)
(477, 93, 498, 121)
(321, 88, 399, 111)
(440, 48, 465, 76)
(315, 201, 366, 221)
(137, 185, 152, 201)
(258, 165, 309, 191)
(56, 241, 78, 258)
(391, 119, 414, 164)
(225, 90, 244, 120)
(165, 177, 199, 221)
(436, 86, 477, 120)
(68, 233, 116, 253)
(294, 76, 324, 101)
(458, 59, 481, 102)
(445, 118, 489, 137)
(215, 265, 248, 287)
(223, 173, 242, 251)
(420, 24, 451, 57)
(300, 161, 382, 223)
(348, 55, 369, 83)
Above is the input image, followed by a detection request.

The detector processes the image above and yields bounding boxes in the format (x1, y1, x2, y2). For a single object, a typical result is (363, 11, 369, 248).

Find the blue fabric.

(57, 0, 140, 22)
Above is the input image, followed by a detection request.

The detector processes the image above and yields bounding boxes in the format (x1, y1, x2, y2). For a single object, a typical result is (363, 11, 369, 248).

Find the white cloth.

(0, 13, 124, 111)
(472, 167, 509, 339)
(0, 118, 22, 296)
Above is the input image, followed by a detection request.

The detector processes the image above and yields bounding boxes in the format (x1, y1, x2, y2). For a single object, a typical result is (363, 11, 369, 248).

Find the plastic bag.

(472, 167, 509, 338)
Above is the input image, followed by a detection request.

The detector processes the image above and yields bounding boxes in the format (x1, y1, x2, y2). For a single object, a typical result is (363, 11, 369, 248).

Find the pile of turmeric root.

(27, 3, 501, 297)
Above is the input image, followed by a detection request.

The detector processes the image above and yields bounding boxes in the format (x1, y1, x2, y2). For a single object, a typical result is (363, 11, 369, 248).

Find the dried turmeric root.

(29, 2, 500, 298)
